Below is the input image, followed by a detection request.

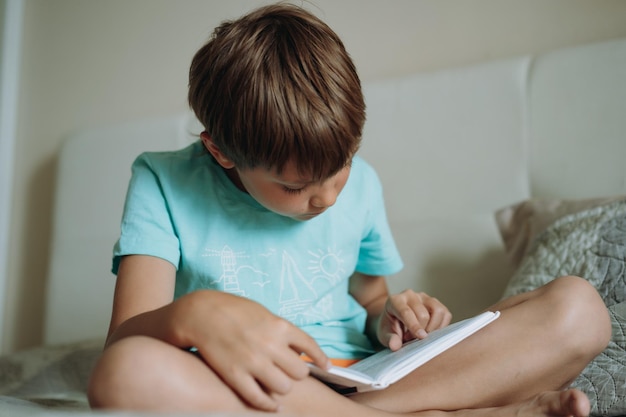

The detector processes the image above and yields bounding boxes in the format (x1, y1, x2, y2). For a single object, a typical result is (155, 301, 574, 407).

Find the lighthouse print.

(202, 245, 247, 296)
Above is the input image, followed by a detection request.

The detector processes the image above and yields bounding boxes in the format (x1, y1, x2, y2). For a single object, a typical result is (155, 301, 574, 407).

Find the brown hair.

(188, 3, 365, 180)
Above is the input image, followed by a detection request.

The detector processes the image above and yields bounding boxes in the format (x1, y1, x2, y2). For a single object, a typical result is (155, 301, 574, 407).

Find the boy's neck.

(223, 166, 247, 193)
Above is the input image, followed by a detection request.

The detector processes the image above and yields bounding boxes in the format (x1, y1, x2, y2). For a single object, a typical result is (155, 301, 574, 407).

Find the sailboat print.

(278, 250, 318, 324)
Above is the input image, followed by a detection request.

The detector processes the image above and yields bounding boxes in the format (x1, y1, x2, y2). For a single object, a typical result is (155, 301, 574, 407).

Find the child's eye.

(282, 185, 306, 194)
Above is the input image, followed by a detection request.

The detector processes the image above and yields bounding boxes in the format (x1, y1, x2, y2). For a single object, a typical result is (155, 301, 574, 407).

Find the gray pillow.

(500, 198, 626, 416)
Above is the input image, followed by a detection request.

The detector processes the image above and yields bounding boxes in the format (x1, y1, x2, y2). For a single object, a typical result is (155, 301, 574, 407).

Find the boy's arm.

(348, 272, 388, 347)
(105, 255, 177, 346)
(106, 255, 330, 412)
(349, 273, 452, 351)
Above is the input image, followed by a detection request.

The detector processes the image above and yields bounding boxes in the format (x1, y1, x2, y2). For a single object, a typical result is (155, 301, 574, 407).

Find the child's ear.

(201, 132, 235, 169)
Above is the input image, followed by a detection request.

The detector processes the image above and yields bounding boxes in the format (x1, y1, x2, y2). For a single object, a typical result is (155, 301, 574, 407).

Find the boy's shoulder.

(136, 140, 205, 163)
(132, 140, 210, 172)
(129, 141, 219, 189)
(351, 155, 381, 184)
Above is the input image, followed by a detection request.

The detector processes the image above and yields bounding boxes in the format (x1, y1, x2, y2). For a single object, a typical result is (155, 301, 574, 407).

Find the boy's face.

(202, 133, 350, 221)
(232, 160, 351, 221)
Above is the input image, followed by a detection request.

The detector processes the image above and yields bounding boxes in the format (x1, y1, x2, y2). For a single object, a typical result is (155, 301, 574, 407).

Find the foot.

(493, 389, 590, 417)
(417, 389, 591, 417)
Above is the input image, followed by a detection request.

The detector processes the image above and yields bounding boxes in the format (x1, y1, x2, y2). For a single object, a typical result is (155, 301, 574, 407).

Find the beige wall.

(5, 0, 626, 353)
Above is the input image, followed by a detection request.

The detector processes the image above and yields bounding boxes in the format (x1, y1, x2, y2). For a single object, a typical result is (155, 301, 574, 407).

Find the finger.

(387, 332, 404, 351)
(290, 331, 330, 370)
(424, 300, 452, 332)
(441, 310, 452, 327)
(223, 369, 280, 412)
(379, 316, 404, 350)
(274, 351, 312, 380)
(401, 303, 429, 339)
(253, 362, 295, 396)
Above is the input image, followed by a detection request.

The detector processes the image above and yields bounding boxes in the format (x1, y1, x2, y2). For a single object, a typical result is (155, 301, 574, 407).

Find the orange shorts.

(301, 355, 360, 368)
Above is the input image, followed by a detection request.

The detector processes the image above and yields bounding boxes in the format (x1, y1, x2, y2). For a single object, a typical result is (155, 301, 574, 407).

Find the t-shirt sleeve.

(112, 153, 181, 274)
(355, 164, 403, 276)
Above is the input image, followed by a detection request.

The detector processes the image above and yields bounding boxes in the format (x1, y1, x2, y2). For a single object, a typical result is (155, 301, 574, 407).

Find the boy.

(88, 4, 611, 416)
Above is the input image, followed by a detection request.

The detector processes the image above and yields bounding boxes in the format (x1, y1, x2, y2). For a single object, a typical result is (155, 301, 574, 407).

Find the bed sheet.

(0, 339, 258, 416)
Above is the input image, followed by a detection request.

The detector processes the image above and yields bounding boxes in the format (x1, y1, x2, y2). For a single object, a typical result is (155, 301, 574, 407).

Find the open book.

(308, 310, 500, 393)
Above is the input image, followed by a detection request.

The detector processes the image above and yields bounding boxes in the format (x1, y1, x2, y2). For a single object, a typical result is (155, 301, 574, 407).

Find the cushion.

(497, 197, 626, 416)
(494, 195, 625, 269)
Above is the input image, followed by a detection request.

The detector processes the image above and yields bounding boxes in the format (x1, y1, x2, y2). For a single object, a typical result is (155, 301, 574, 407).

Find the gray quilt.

(502, 199, 626, 416)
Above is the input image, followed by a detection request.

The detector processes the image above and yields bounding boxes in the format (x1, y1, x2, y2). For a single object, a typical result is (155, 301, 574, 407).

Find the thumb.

(378, 317, 404, 351)
(386, 332, 403, 351)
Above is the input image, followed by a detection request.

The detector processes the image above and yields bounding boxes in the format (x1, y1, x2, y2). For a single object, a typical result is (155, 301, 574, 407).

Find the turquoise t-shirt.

(113, 141, 403, 358)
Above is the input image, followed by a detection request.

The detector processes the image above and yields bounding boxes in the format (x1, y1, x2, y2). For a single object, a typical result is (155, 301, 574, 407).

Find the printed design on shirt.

(259, 248, 276, 258)
(202, 245, 268, 297)
(308, 247, 345, 285)
(279, 247, 345, 325)
(279, 250, 319, 323)
(201, 245, 347, 326)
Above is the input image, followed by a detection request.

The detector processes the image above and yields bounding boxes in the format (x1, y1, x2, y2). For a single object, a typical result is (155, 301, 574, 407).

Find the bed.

(1, 36, 625, 416)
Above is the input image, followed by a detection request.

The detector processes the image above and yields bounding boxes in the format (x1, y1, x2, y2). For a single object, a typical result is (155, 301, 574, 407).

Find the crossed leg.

(88, 276, 611, 416)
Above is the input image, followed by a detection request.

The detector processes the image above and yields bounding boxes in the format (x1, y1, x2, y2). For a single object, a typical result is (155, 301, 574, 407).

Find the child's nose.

(310, 186, 337, 209)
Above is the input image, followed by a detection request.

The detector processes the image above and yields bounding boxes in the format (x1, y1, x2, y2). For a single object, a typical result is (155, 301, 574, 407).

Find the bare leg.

(87, 334, 401, 415)
(88, 335, 593, 417)
(352, 276, 611, 413)
(88, 276, 610, 416)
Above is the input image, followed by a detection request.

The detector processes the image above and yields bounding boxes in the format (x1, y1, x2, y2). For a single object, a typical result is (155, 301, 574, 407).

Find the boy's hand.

(377, 289, 452, 351)
(167, 290, 330, 412)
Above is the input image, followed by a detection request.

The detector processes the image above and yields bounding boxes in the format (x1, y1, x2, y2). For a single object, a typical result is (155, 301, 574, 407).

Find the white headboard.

(44, 115, 200, 344)
(44, 38, 626, 345)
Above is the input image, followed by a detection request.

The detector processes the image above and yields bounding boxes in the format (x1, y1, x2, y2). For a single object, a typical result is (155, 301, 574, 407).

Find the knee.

(546, 276, 611, 356)
(87, 336, 154, 409)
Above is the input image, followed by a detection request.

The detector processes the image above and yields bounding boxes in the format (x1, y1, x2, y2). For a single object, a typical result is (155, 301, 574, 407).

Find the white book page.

(349, 311, 499, 385)
(308, 311, 500, 391)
